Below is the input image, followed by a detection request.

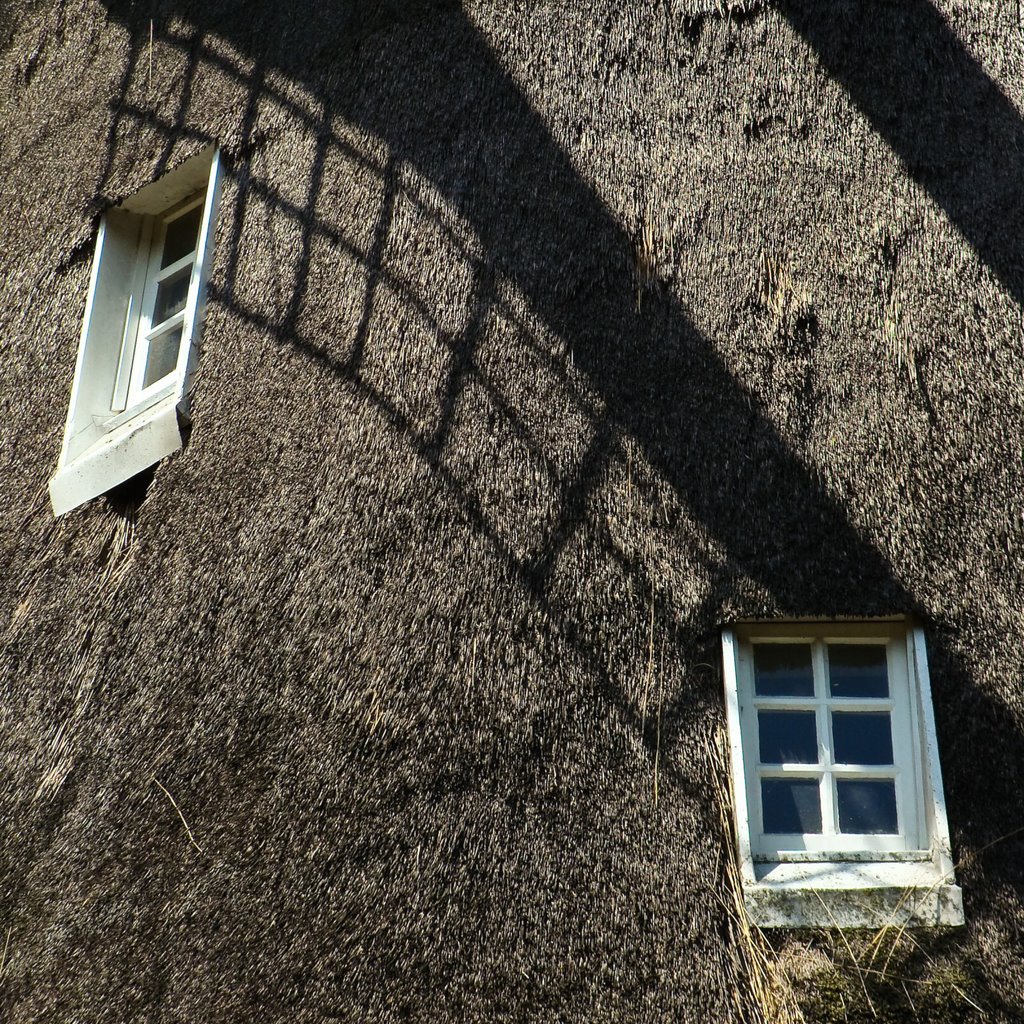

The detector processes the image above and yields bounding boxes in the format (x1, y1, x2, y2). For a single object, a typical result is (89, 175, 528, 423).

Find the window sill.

(94, 382, 176, 433)
(745, 859, 964, 929)
(49, 394, 184, 515)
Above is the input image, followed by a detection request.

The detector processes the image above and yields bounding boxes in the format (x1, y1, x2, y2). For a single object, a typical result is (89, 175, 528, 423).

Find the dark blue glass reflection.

(837, 780, 898, 834)
(828, 644, 889, 698)
(753, 644, 814, 696)
(758, 711, 818, 764)
(762, 779, 822, 834)
(832, 712, 893, 765)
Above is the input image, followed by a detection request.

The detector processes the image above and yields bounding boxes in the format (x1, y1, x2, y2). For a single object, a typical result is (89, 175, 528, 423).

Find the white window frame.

(722, 620, 964, 929)
(114, 193, 207, 413)
(49, 146, 222, 516)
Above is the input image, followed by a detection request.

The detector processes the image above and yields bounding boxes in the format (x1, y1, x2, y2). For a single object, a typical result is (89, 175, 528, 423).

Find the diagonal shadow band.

(257, 6, 911, 614)
(86, 1, 909, 611)
(90, 1, 1024, 848)
(780, 0, 1024, 308)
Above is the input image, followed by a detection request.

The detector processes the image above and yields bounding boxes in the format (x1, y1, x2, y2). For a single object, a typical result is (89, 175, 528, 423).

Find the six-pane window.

(735, 625, 923, 859)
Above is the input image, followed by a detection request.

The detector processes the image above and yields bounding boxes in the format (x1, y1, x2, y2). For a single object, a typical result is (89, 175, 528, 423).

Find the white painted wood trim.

(50, 146, 221, 515)
(177, 146, 222, 392)
(111, 217, 155, 413)
(56, 217, 109, 470)
(49, 396, 183, 516)
(911, 626, 957, 880)
(721, 629, 757, 887)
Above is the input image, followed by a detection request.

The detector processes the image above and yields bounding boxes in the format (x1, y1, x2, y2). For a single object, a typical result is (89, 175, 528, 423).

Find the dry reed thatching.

(0, 1, 1023, 1021)
(705, 727, 805, 1024)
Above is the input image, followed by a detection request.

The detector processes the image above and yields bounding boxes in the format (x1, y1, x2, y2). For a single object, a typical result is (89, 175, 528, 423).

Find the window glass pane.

(153, 264, 193, 325)
(143, 325, 183, 388)
(762, 779, 822, 834)
(753, 644, 814, 696)
(832, 711, 893, 765)
(828, 644, 889, 698)
(161, 204, 203, 268)
(758, 710, 818, 764)
(836, 779, 898, 834)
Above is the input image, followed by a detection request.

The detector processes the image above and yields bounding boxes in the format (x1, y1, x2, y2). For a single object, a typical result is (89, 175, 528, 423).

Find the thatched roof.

(1, 1, 1022, 1019)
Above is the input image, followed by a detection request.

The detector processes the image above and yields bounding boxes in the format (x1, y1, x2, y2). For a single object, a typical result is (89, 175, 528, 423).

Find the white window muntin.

(735, 623, 924, 860)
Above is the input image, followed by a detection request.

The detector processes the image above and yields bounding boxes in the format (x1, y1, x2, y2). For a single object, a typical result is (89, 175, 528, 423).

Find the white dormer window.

(49, 146, 221, 516)
(721, 620, 964, 928)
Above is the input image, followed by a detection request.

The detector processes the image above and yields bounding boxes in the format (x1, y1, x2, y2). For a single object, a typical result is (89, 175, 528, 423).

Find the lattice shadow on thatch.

(39, 1, 1024, 1018)
(88, 0, 1024, 862)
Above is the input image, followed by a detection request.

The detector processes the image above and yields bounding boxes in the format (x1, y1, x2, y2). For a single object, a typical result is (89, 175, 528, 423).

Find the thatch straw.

(705, 728, 805, 1024)
(1, 0, 1023, 1019)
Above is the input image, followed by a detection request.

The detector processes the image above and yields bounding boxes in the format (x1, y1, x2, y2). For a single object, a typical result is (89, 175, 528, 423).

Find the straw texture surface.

(0, 2, 1022, 1020)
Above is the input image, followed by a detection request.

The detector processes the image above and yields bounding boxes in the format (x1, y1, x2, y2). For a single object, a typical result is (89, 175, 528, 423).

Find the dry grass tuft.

(715, 0, 766, 20)
(701, 724, 987, 1020)
(754, 249, 815, 341)
(876, 229, 915, 386)
(633, 210, 660, 311)
(706, 726, 806, 1024)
